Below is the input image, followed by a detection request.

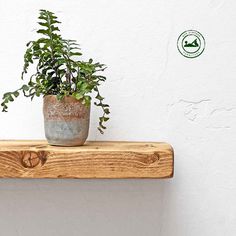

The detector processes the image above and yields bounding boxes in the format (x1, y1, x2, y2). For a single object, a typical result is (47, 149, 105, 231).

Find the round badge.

(177, 30, 205, 58)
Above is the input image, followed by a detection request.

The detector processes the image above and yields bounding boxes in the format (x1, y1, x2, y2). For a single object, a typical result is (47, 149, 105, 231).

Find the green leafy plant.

(1, 9, 110, 133)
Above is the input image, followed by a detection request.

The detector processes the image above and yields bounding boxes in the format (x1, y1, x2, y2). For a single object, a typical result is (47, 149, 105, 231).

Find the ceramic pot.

(43, 95, 90, 146)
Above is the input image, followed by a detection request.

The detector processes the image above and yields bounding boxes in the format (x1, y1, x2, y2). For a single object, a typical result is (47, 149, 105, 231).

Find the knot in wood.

(144, 152, 160, 164)
(21, 151, 47, 168)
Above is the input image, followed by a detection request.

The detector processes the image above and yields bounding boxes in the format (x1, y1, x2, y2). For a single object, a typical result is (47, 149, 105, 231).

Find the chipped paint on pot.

(43, 95, 90, 146)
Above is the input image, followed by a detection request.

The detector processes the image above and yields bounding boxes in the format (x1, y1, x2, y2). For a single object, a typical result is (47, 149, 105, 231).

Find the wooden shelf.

(0, 141, 174, 179)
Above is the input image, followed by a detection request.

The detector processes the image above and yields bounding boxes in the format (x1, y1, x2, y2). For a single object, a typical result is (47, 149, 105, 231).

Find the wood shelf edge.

(0, 141, 174, 179)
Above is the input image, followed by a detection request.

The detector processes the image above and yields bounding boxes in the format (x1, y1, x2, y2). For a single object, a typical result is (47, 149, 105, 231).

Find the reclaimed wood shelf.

(0, 141, 174, 179)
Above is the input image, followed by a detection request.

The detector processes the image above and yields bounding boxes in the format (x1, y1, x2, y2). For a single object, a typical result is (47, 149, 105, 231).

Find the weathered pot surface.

(43, 95, 90, 146)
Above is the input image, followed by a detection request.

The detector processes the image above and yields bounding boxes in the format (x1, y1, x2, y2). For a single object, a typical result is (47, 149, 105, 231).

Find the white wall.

(0, 0, 236, 235)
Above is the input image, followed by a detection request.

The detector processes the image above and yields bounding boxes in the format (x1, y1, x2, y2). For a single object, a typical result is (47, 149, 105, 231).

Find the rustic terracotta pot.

(43, 95, 90, 146)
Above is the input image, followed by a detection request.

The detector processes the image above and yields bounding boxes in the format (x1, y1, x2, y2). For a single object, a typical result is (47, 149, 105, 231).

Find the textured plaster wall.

(0, 0, 236, 235)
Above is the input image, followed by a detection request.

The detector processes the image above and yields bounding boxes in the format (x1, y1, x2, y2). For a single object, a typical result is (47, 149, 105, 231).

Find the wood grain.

(0, 141, 174, 178)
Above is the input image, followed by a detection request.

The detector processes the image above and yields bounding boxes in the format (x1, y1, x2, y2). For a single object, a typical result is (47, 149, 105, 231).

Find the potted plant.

(1, 9, 110, 146)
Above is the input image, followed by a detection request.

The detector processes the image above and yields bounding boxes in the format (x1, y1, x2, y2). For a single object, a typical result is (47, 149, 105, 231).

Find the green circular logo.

(177, 30, 205, 58)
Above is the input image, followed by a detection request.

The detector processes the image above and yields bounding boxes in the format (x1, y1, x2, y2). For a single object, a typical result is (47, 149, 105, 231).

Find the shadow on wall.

(0, 173, 180, 235)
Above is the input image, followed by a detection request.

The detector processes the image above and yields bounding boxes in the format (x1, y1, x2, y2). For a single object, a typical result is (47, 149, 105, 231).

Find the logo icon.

(177, 30, 205, 58)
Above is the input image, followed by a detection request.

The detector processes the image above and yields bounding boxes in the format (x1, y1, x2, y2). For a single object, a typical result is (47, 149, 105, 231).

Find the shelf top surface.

(0, 140, 172, 153)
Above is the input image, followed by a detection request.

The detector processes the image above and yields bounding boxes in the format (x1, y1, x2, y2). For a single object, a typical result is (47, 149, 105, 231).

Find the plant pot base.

(47, 140, 86, 147)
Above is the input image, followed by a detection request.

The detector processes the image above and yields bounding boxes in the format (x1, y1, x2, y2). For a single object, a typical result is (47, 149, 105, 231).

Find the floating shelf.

(0, 141, 174, 179)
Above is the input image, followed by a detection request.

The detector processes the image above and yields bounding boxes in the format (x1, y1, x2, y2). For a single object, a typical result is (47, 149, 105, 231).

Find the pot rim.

(43, 94, 90, 106)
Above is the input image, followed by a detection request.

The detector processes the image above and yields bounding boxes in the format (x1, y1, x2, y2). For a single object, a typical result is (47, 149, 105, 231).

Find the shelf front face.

(0, 141, 174, 179)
